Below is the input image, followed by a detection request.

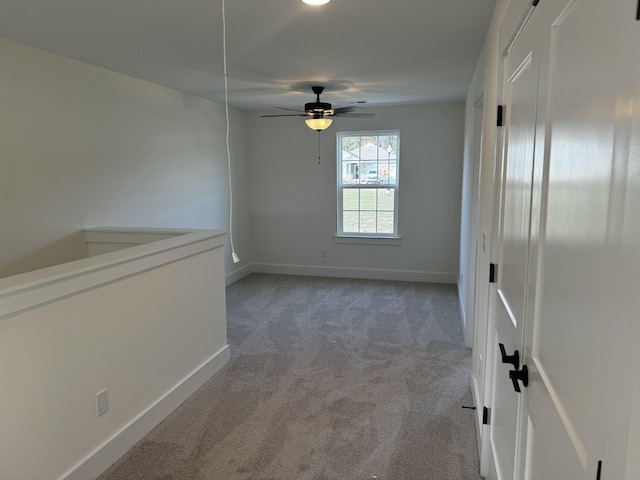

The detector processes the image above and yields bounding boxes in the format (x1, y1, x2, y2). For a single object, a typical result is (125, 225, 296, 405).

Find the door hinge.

(489, 263, 497, 283)
(596, 460, 603, 480)
(497, 105, 505, 127)
(636, 0, 640, 21)
(462, 405, 490, 425)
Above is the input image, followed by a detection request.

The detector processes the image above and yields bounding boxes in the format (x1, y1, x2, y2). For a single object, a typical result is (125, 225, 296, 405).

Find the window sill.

(334, 235, 401, 246)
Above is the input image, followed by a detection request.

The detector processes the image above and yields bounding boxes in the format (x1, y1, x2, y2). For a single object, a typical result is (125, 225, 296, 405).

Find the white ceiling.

(0, 0, 495, 112)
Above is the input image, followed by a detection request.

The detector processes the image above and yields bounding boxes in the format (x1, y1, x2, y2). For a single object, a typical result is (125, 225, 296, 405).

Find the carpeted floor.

(98, 274, 481, 479)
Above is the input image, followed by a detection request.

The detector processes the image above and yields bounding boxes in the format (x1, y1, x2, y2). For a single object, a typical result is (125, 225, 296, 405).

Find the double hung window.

(337, 131, 400, 237)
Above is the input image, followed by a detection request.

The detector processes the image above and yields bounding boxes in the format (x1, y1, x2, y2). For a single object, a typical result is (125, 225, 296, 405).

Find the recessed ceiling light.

(302, 0, 330, 5)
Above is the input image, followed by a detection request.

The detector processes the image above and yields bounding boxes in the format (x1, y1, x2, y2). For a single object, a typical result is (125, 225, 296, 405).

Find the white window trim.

(334, 235, 401, 246)
(337, 130, 400, 238)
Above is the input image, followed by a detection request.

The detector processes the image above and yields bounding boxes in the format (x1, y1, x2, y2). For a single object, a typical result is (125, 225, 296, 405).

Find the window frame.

(336, 130, 400, 241)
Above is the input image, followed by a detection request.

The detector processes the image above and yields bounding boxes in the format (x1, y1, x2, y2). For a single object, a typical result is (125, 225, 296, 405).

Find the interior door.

(522, 0, 640, 478)
(485, 1, 640, 479)
(470, 96, 486, 434)
(487, 5, 541, 480)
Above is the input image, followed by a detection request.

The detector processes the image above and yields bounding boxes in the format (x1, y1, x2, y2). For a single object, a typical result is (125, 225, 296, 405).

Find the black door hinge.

(462, 405, 490, 425)
(489, 263, 497, 283)
(596, 460, 603, 480)
(636, 0, 640, 20)
(497, 105, 505, 127)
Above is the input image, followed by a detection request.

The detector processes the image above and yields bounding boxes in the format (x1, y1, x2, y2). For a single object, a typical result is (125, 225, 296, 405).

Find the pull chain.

(317, 132, 321, 164)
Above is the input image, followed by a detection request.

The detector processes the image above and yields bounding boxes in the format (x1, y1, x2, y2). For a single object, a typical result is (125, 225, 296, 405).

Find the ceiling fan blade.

(260, 113, 309, 118)
(332, 106, 364, 115)
(261, 88, 374, 121)
(333, 112, 376, 118)
(274, 107, 306, 113)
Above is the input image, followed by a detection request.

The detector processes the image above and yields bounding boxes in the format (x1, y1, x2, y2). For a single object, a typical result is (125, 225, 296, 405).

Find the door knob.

(499, 343, 520, 370)
(509, 365, 529, 393)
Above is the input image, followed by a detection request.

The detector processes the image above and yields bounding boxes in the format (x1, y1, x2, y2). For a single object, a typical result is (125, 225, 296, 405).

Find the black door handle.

(509, 365, 529, 393)
(499, 343, 520, 370)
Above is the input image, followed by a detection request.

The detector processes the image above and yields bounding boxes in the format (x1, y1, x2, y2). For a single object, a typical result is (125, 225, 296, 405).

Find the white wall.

(246, 103, 465, 283)
(0, 38, 251, 280)
(0, 230, 229, 479)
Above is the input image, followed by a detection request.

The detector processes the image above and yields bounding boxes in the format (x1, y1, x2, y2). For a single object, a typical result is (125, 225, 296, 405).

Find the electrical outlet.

(320, 248, 327, 258)
(96, 388, 109, 418)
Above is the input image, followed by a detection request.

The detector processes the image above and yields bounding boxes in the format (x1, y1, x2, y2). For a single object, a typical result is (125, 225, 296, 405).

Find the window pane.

(363, 167, 379, 184)
(378, 188, 395, 211)
(360, 189, 376, 210)
(342, 136, 361, 152)
(343, 189, 359, 210)
(343, 211, 359, 232)
(387, 160, 398, 185)
(341, 158, 360, 184)
(377, 212, 394, 233)
(360, 212, 377, 232)
(379, 166, 389, 185)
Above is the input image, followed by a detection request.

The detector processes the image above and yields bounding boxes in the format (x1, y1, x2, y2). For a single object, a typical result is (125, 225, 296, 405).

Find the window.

(337, 131, 400, 238)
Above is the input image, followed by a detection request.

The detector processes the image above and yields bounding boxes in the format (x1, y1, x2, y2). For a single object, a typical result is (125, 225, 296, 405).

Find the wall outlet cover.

(96, 388, 108, 418)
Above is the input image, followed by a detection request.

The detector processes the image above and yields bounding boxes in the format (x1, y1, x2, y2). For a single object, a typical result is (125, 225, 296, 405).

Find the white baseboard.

(225, 263, 253, 286)
(252, 263, 457, 284)
(62, 345, 230, 480)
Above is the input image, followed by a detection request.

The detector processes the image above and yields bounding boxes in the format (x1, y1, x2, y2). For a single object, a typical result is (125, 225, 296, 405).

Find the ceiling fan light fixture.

(302, 0, 330, 5)
(305, 117, 333, 131)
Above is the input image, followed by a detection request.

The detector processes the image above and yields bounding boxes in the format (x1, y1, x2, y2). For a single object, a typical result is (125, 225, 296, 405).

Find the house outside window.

(337, 131, 400, 239)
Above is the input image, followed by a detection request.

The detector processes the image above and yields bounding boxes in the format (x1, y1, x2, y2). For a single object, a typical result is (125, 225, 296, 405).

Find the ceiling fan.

(261, 86, 375, 131)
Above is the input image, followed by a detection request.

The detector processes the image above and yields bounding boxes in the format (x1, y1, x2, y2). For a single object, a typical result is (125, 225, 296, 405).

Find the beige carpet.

(98, 274, 481, 479)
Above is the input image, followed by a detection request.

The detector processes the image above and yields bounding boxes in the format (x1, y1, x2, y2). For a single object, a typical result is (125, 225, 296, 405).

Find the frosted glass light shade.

(302, 0, 330, 4)
(305, 118, 333, 131)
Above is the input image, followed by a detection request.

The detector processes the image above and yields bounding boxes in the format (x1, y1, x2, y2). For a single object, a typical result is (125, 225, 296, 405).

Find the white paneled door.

(488, 5, 541, 479)
(524, 0, 640, 478)
(486, 0, 640, 479)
